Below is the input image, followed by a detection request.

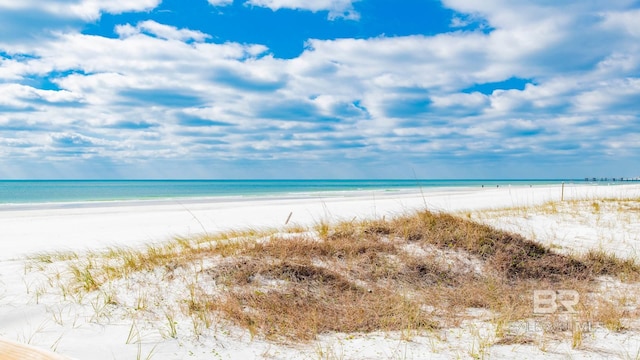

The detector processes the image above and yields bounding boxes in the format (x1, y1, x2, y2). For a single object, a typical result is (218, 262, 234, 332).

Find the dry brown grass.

(32, 209, 640, 342)
(582, 249, 640, 281)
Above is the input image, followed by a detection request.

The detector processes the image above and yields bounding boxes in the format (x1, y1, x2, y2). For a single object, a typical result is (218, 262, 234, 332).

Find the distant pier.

(584, 177, 640, 182)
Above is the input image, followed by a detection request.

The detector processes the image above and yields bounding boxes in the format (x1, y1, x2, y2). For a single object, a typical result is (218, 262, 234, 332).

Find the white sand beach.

(1, 183, 640, 359)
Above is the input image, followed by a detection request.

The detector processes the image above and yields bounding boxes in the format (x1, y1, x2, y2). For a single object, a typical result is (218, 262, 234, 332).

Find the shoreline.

(0, 187, 422, 212)
(0, 181, 617, 211)
(0, 179, 595, 208)
(1, 183, 639, 261)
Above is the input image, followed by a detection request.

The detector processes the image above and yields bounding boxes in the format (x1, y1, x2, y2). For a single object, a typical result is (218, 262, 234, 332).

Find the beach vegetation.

(25, 203, 640, 347)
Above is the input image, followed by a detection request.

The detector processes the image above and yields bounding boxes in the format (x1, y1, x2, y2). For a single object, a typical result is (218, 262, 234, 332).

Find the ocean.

(0, 179, 580, 205)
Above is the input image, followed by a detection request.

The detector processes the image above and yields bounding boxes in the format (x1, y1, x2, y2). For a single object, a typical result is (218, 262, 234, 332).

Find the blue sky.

(1, 0, 639, 179)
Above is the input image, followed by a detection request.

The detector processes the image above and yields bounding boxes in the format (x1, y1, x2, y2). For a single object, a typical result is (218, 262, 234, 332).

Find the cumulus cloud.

(4, 0, 161, 20)
(1, 0, 639, 178)
(0, 0, 161, 44)
(0, 0, 160, 21)
(207, 0, 234, 6)
(115, 20, 211, 42)
(601, 9, 640, 37)
(246, 0, 360, 20)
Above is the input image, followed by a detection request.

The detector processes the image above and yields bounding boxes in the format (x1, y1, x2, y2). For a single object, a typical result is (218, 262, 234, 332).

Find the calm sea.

(0, 179, 577, 205)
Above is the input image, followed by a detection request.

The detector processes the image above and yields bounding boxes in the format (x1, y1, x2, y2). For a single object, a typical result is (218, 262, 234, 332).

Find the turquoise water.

(0, 179, 578, 205)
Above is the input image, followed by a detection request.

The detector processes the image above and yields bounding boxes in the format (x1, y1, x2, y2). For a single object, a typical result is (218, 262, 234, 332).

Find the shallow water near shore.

(0, 179, 580, 205)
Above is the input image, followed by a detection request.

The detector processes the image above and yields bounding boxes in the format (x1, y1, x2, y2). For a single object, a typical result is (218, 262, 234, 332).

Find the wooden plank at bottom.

(0, 339, 70, 360)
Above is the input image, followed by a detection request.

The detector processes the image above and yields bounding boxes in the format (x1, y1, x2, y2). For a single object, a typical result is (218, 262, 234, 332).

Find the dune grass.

(26, 206, 640, 344)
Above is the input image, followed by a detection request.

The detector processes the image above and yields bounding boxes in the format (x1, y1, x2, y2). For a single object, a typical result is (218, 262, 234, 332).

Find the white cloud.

(430, 92, 489, 110)
(0, 83, 84, 110)
(572, 78, 640, 112)
(116, 21, 211, 42)
(0, 0, 160, 20)
(0, 0, 161, 45)
(64, 0, 161, 20)
(246, 0, 360, 20)
(601, 9, 640, 37)
(208, 0, 234, 6)
(1, 1, 640, 177)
